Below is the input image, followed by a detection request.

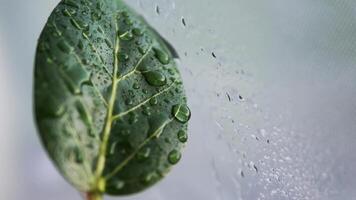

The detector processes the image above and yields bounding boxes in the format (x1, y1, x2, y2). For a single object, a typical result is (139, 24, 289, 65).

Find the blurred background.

(1, 0, 356, 199)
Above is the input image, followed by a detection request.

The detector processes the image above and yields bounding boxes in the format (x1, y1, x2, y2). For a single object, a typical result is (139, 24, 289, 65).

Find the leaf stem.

(86, 192, 103, 200)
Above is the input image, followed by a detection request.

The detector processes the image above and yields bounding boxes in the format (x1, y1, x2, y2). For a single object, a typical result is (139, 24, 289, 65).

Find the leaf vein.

(53, 22, 109, 107)
(112, 80, 177, 121)
(105, 118, 174, 180)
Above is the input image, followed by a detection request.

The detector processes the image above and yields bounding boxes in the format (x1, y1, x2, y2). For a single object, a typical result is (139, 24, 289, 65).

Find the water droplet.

(172, 104, 191, 123)
(57, 40, 72, 53)
(132, 28, 143, 36)
(75, 100, 92, 128)
(142, 172, 157, 184)
(132, 82, 140, 89)
(142, 106, 151, 116)
(77, 20, 88, 29)
(181, 17, 186, 26)
(148, 114, 169, 138)
(105, 38, 112, 48)
(114, 180, 125, 190)
(70, 19, 82, 30)
(125, 99, 133, 105)
(142, 89, 148, 94)
(121, 11, 129, 17)
(177, 130, 188, 143)
(120, 31, 133, 41)
(124, 18, 133, 25)
(128, 113, 138, 124)
(62, 8, 75, 17)
(63, 0, 79, 9)
(119, 53, 129, 61)
(62, 63, 90, 94)
(47, 95, 66, 117)
(168, 68, 175, 75)
(120, 130, 131, 136)
(168, 149, 181, 164)
(149, 97, 158, 105)
(226, 92, 232, 101)
(155, 5, 160, 15)
(67, 146, 83, 164)
(153, 48, 169, 65)
(212, 52, 217, 58)
(143, 71, 166, 86)
(137, 147, 151, 160)
(110, 141, 118, 155)
(91, 12, 102, 21)
(138, 46, 147, 54)
(77, 40, 84, 50)
(96, 2, 103, 10)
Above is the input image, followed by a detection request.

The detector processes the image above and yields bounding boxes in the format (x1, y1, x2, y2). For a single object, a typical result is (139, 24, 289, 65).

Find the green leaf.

(34, 0, 190, 196)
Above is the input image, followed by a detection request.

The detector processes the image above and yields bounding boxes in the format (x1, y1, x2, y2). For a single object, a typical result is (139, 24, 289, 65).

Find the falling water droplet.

(172, 104, 191, 123)
(168, 149, 181, 164)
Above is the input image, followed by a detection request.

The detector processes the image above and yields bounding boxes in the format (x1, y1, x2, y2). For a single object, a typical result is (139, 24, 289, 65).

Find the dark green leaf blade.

(34, 0, 190, 195)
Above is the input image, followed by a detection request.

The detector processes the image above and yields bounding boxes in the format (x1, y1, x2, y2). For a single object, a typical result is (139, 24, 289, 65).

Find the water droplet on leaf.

(154, 47, 170, 64)
(177, 130, 188, 143)
(172, 104, 191, 123)
(168, 149, 181, 164)
(143, 71, 166, 86)
(149, 97, 158, 105)
(57, 40, 72, 53)
(120, 31, 133, 41)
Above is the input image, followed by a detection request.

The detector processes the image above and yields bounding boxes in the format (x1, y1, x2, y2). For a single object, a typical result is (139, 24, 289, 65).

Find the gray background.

(0, 0, 356, 199)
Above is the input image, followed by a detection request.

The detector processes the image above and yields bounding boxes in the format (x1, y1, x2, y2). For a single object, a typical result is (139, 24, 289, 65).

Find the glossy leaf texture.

(34, 0, 190, 195)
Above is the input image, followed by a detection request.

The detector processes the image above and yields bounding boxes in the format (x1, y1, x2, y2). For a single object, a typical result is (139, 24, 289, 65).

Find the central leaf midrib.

(93, 19, 121, 190)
